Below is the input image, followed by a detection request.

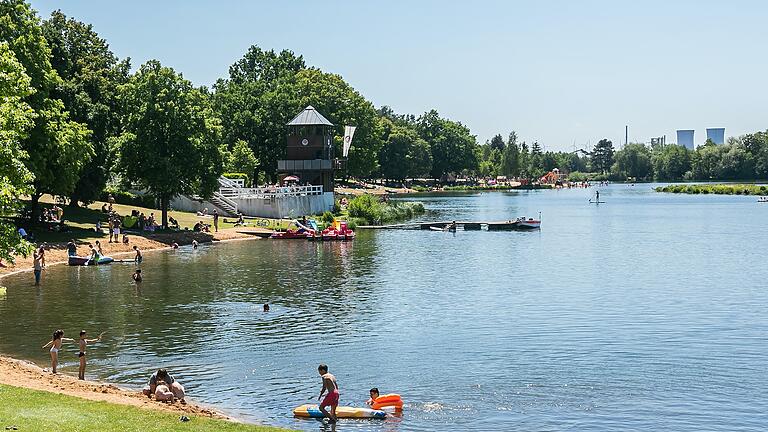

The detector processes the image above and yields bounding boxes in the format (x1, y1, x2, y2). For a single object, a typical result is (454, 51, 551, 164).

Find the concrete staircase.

(208, 192, 238, 217)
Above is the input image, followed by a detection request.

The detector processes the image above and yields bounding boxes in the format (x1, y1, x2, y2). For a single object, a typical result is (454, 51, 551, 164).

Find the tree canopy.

(114, 60, 223, 227)
(42, 10, 130, 205)
(0, 0, 92, 213)
(0, 41, 35, 262)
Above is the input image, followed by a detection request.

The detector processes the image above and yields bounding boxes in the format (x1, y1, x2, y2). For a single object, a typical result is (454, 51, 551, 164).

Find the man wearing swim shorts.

(318, 364, 339, 423)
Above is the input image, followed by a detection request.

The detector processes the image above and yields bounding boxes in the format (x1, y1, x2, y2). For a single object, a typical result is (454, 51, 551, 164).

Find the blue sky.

(30, 0, 768, 151)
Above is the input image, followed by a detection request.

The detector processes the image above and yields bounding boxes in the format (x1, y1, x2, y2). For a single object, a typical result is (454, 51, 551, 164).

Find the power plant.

(676, 130, 695, 150)
(706, 128, 725, 145)
(672, 128, 726, 149)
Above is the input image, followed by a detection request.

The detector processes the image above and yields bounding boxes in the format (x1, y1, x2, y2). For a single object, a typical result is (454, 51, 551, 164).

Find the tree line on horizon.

(2, 0, 768, 262)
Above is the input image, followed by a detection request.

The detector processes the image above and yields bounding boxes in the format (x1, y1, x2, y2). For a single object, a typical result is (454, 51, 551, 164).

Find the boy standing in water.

(317, 364, 339, 423)
(133, 245, 142, 264)
(78, 330, 104, 380)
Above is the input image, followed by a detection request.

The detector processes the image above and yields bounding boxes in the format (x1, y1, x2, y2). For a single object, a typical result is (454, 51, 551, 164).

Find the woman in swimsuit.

(42, 329, 74, 374)
(77, 330, 105, 380)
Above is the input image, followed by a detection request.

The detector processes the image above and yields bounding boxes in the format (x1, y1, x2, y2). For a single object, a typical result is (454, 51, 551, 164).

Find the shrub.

(320, 211, 335, 224)
(347, 195, 425, 225)
(101, 188, 156, 209)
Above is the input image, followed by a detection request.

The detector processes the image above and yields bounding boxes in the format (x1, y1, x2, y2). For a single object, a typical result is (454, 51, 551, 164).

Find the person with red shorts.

(317, 364, 339, 423)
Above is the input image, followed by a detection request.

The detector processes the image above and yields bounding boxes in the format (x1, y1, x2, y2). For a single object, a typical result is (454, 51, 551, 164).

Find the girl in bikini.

(77, 330, 105, 380)
(42, 329, 74, 374)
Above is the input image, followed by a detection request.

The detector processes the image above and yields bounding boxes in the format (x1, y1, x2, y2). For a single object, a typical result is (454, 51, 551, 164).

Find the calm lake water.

(1, 184, 767, 431)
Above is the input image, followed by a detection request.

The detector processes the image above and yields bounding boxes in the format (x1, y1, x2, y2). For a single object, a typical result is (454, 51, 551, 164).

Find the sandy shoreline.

(0, 356, 233, 420)
(0, 229, 270, 423)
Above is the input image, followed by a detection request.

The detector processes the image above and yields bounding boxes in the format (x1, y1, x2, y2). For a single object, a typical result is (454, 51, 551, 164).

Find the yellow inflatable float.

(293, 404, 387, 419)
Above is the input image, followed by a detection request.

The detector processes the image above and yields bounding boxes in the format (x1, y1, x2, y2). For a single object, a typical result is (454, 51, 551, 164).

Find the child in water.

(133, 245, 142, 264)
(42, 329, 74, 374)
(366, 387, 380, 406)
(317, 364, 339, 423)
(132, 269, 142, 283)
(77, 330, 105, 380)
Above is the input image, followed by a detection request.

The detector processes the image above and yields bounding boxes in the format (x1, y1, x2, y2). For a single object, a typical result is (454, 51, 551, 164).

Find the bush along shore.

(347, 195, 425, 225)
(655, 184, 768, 195)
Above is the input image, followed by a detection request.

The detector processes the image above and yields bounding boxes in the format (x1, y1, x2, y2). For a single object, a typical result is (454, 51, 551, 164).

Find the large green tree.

(114, 60, 223, 228)
(214, 45, 383, 180)
(652, 144, 691, 180)
(500, 131, 519, 177)
(416, 110, 478, 179)
(379, 124, 432, 180)
(0, 42, 35, 262)
(42, 10, 130, 205)
(590, 139, 615, 174)
(0, 0, 92, 214)
(613, 143, 652, 180)
(223, 139, 259, 185)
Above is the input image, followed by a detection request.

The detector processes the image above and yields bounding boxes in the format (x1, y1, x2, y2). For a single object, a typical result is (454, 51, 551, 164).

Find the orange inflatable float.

(370, 394, 403, 410)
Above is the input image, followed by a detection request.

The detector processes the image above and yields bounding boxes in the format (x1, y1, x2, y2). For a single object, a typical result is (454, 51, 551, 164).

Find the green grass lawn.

(0, 384, 290, 432)
(22, 197, 294, 244)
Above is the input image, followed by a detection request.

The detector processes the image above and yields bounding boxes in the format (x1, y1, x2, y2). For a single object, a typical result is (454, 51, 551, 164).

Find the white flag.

(342, 126, 356, 157)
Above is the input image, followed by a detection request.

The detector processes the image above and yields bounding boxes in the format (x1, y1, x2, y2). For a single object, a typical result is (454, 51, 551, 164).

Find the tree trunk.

(161, 194, 169, 229)
(30, 192, 41, 221)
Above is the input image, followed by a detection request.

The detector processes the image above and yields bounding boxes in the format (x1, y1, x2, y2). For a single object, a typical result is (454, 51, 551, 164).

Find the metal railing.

(219, 185, 324, 199)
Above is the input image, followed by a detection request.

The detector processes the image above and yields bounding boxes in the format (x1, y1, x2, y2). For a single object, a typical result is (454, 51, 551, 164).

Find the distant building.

(706, 128, 725, 145)
(676, 129, 695, 150)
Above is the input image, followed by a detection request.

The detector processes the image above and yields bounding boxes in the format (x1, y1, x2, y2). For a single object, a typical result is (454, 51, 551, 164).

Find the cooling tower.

(706, 128, 725, 145)
(676, 130, 695, 150)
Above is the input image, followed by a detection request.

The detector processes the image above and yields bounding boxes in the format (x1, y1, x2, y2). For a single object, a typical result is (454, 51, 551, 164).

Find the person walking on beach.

(42, 329, 74, 374)
(77, 330, 104, 380)
(317, 364, 339, 423)
(33, 247, 45, 286)
(133, 246, 142, 264)
(213, 209, 219, 232)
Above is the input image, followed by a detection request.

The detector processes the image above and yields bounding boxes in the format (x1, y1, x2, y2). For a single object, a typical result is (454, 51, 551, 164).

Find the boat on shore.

(68, 255, 114, 266)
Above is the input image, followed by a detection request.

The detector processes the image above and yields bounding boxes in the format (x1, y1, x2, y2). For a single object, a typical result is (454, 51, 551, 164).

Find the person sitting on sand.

(154, 378, 175, 402)
(42, 329, 74, 374)
(142, 368, 186, 403)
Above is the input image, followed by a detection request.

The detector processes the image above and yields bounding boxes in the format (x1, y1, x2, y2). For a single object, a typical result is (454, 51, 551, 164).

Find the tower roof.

(286, 105, 334, 126)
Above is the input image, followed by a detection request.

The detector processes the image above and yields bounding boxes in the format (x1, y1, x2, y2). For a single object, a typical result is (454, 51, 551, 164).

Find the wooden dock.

(356, 220, 539, 231)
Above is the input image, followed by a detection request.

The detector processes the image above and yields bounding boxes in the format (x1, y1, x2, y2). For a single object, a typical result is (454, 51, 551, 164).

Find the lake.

(1, 184, 766, 431)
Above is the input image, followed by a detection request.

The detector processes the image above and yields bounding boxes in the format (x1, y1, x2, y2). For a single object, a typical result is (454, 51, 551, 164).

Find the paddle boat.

(68, 255, 114, 266)
(269, 220, 315, 240)
(269, 229, 312, 240)
(321, 227, 339, 241)
(293, 404, 386, 419)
